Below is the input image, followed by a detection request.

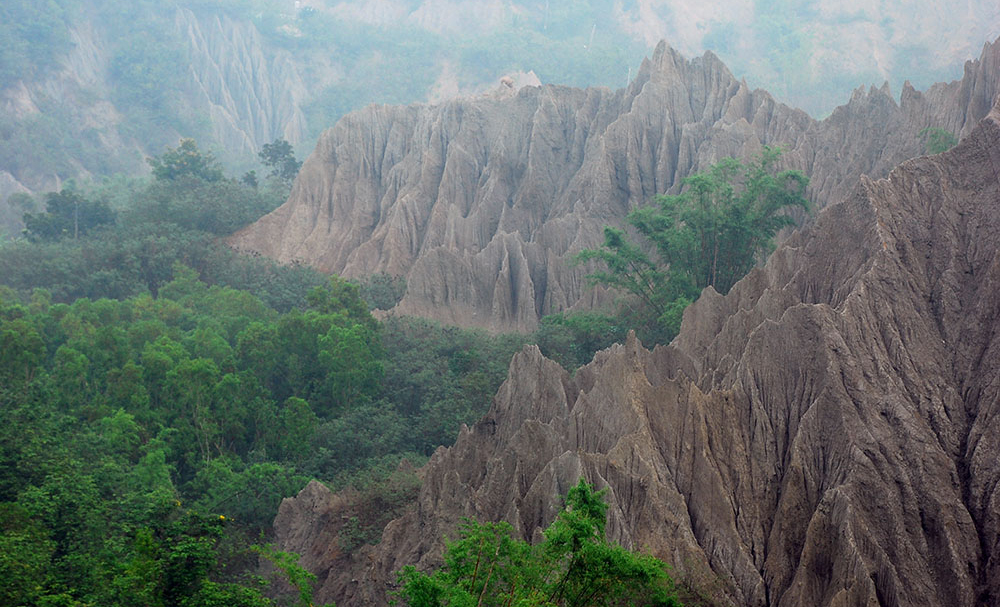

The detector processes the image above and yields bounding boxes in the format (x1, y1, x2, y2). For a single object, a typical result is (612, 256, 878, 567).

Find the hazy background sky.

(1, 0, 998, 213)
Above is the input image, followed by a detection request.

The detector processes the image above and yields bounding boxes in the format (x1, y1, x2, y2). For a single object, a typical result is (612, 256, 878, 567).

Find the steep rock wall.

(174, 8, 312, 161)
(274, 100, 1000, 607)
(233, 38, 1000, 332)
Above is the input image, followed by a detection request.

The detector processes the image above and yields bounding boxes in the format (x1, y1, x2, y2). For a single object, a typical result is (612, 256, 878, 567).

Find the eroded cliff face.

(0, 7, 317, 197)
(173, 8, 313, 162)
(232, 38, 1000, 332)
(273, 101, 1000, 607)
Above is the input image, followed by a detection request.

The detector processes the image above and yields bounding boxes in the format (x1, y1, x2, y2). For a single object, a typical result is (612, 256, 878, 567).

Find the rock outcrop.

(232, 38, 1000, 332)
(274, 98, 1000, 606)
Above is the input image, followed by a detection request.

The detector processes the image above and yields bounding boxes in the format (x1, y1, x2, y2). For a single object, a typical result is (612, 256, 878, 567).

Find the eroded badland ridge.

(274, 97, 1000, 606)
(0, 8, 311, 192)
(231, 38, 1000, 332)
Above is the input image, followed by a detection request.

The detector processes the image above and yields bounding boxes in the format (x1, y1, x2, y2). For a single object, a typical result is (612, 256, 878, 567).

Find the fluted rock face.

(232, 38, 1000, 332)
(274, 101, 1000, 606)
(174, 8, 312, 160)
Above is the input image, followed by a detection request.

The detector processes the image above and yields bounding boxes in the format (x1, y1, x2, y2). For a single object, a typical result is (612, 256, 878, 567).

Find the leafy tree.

(22, 188, 115, 241)
(134, 175, 282, 235)
(0, 0, 75, 86)
(534, 312, 627, 371)
(577, 146, 809, 344)
(919, 127, 958, 154)
(319, 321, 384, 411)
(373, 316, 526, 454)
(540, 480, 677, 607)
(307, 275, 378, 331)
(148, 139, 225, 183)
(258, 138, 302, 186)
(396, 479, 679, 607)
(254, 543, 334, 607)
(241, 170, 260, 188)
(108, 29, 187, 113)
(275, 396, 319, 461)
(189, 458, 308, 531)
(0, 317, 45, 388)
(0, 504, 55, 607)
(357, 273, 408, 311)
(108, 504, 277, 607)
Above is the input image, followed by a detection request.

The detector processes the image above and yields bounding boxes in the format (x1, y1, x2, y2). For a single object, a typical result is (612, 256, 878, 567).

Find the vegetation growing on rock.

(395, 479, 680, 607)
(0, 139, 532, 605)
(574, 147, 809, 346)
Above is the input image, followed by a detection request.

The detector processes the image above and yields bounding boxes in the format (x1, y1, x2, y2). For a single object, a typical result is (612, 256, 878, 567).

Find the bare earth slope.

(274, 100, 1000, 607)
(231, 38, 1000, 332)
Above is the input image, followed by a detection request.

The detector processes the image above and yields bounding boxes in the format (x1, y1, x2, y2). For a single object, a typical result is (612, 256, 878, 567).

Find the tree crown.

(575, 146, 809, 345)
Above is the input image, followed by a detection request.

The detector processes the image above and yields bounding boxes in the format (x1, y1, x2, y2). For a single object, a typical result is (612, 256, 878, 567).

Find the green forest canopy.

(0, 139, 534, 606)
(0, 135, 812, 606)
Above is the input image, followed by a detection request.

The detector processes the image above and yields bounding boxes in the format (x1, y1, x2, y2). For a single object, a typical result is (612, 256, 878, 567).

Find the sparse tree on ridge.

(147, 138, 224, 183)
(258, 138, 302, 187)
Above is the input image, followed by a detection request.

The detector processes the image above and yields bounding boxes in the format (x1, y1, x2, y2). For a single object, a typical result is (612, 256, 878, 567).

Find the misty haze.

(1, 2, 999, 606)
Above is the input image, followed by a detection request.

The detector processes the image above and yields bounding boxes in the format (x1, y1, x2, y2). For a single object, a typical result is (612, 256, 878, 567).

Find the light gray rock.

(232, 38, 1000, 332)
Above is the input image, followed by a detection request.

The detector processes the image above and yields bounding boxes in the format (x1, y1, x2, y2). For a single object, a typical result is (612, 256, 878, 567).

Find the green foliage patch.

(22, 188, 115, 241)
(0, 139, 308, 305)
(920, 127, 958, 154)
(0, 150, 541, 602)
(0, 0, 78, 87)
(576, 147, 809, 346)
(395, 479, 681, 607)
(0, 267, 377, 604)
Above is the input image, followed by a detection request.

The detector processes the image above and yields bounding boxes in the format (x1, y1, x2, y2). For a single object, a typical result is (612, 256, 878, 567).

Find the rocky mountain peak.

(231, 37, 1000, 332)
(274, 97, 1000, 607)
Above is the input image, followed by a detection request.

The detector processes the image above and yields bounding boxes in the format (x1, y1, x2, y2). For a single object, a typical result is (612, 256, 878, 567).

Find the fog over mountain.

(326, 0, 1000, 116)
(1, 0, 998, 236)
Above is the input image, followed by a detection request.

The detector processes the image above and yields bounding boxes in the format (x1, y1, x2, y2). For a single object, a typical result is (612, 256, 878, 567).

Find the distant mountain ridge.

(231, 37, 1000, 332)
(0, 7, 314, 192)
(327, 0, 1000, 116)
(2, 0, 998, 238)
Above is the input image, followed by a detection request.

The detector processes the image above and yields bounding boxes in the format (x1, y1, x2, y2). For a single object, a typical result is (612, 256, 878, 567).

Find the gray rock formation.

(232, 38, 1000, 332)
(274, 97, 1000, 607)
